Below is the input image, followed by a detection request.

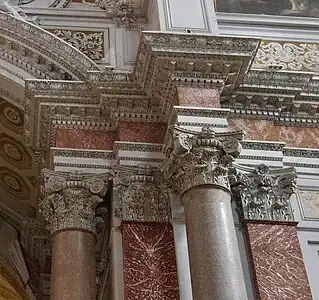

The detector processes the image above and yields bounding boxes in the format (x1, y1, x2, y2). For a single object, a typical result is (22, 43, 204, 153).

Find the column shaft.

(50, 230, 96, 300)
(182, 186, 247, 300)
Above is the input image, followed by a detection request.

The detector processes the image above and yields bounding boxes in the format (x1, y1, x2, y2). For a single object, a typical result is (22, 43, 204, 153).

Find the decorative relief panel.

(299, 190, 319, 219)
(122, 222, 179, 300)
(49, 29, 105, 60)
(113, 165, 170, 222)
(253, 41, 319, 72)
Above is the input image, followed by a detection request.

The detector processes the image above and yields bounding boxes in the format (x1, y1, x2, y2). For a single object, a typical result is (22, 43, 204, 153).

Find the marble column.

(39, 170, 109, 300)
(163, 126, 248, 300)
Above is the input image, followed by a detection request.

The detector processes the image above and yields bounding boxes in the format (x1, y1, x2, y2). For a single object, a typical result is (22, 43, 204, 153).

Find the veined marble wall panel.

(122, 222, 179, 300)
(117, 122, 166, 144)
(55, 122, 166, 151)
(228, 118, 319, 148)
(55, 128, 117, 150)
(246, 221, 312, 300)
(176, 87, 221, 108)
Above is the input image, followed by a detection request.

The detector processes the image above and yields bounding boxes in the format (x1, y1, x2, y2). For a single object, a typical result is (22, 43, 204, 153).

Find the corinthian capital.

(39, 169, 109, 235)
(162, 126, 243, 195)
(229, 164, 297, 221)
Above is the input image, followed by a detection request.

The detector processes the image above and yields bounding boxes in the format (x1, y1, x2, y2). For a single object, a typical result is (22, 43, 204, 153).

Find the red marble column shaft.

(50, 230, 96, 300)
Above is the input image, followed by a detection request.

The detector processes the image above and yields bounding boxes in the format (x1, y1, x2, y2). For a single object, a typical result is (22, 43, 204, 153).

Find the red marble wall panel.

(177, 87, 221, 108)
(228, 118, 319, 148)
(55, 128, 116, 150)
(117, 122, 167, 144)
(246, 221, 312, 300)
(122, 222, 179, 300)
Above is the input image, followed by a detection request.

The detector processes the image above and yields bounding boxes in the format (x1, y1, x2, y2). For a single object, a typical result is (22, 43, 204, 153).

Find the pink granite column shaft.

(39, 170, 109, 300)
(50, 230, 96, 300)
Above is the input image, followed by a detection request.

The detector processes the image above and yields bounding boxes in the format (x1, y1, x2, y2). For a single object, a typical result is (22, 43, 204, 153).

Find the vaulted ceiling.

(0, 95, 39, 219)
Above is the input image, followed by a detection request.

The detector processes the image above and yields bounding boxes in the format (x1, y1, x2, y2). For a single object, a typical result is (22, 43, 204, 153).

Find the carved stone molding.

(230, 164, 297, 221)
(50, 29, 105, 60)
(24, 32, 260, 151)
(0, 11, 99, 81)
(113, 1, 137, 29)
(113, 165, 170, 222)
(162, 125, 243, 195)
(39, 169, 110, 234)
(253, 41, 319, 73)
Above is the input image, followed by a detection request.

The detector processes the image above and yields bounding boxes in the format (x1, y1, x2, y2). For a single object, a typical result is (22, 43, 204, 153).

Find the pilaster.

(113, 165, 170, 222)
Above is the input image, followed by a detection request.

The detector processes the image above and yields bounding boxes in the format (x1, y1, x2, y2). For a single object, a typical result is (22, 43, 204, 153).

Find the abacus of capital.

(39, 169, 110, 300)
(162, 125, 249, 300)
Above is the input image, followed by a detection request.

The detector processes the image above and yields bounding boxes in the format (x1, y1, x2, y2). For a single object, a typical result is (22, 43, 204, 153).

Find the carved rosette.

(113, 165, 170, 222)
(229, 164, 297, 221)
(39, 169, 109, 235)
(162, 126, 243, 195)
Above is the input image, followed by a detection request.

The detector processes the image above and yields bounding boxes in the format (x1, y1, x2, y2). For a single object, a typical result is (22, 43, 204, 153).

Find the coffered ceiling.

(0, 96, 39, 220)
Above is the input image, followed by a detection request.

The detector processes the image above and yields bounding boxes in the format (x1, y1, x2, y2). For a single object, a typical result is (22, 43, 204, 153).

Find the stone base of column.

(182, 186, 248, 300)
(50, 230, 96, 300)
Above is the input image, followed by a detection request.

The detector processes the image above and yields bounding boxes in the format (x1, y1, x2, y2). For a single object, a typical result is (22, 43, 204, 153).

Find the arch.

(0, 11, 99, 82)
(0, 259, 31, 300)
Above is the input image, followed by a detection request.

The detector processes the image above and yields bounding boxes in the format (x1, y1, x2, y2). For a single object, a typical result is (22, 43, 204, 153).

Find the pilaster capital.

(230, 164, 297, 221)
(39, 169, 110, 235)
(113, 165, 170, 222)
(162, 125, 243, 195)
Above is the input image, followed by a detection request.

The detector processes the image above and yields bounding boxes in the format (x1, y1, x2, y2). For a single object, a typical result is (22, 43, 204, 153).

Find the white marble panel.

(299, 190, 319, 219)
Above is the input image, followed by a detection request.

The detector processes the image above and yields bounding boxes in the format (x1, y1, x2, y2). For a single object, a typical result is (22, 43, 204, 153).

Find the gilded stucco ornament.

(229, 164, 297, 221)
(162, 125, 243, 195)
(39, 169, 109, 234)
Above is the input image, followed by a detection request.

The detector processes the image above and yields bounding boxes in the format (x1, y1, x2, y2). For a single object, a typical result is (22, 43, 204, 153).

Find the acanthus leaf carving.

(229, 164, 297, 221)
(113, 165, 170, 222)
(39, 169, 110, 234)
(162, 125, 243, 195)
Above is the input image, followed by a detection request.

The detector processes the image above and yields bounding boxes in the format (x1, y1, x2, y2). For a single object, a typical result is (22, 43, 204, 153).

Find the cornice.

(241, 140, 285, 152)
(25, 32, 260, 150)
(283, 147, 319, 158)
(0, 12, 99, 81)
